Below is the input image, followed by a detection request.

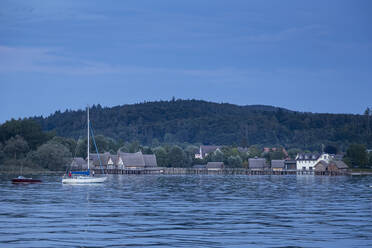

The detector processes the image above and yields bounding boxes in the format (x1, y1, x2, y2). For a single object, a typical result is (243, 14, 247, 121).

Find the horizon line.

(1, 98, 366, 124)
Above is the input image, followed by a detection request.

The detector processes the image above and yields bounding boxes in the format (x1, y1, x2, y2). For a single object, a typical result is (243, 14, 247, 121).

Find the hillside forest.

(0, 100, 371, 172)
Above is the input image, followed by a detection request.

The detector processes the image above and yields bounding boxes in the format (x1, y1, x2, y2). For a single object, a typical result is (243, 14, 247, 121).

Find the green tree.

(0, 119, 51, 150)
(30, 99, 372, 149)
(248, 145, 261, 158)
(211, 149, 224, 162)
(142, 146, 153, 154)
(117, 142, 131, 153)
(324, 145, 338, 154)
(93, 135, 111, 153)
(3, 135, 29, 159)
(76, 138, 87, 158)
(164, 133, 176, 143)
(0, 143, 4, 163)
(345, 144, 368, 168)
(368, 152, 372, 168)
(151, 138, 160, 147)
(167, 145, 187, 167)
(128, 140, 140, 153)
(184, 145, 198, 157)
(227, 155, 243, 168)
(75, 135, 117, 158)
(153, 147, 168, 167)
(364, 107, 370, 115)
(288, 148, 302, 159)
(49, 136, 77, 155)
(29, 142, 72, 171)
(365, 107, 371, 136)
(230, 148, 240, 157)
(270, 150, 286, 160)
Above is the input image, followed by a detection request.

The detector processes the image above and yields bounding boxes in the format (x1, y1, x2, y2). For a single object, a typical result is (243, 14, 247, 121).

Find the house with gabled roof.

(88, 152, 114, 169)
(271, 160, 285, 171)
(206, 162, 224, 171)
(118, 151, 145, 169)
(117, 151, 158, 170)
(333, 154, 345, 161)
(296, 153, 331, 172)
(71, 157, 87, 170)
(314, 160, 329, 174)
(193, 164, 206, 169)
(143, 154, 157, 167)
(328, 160, 349, 173)
(314, 160, 349, 175)
(248, 158, 268, 170)
(108, 154, 119, 169)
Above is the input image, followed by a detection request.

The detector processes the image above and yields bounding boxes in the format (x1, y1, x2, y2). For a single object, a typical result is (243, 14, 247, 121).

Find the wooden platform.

(91, 168, 350, 175)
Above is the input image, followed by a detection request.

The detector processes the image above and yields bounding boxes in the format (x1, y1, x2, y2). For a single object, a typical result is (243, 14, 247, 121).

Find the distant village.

(71, 145, 350, 175)
(2, 112, 370, 175)
(193, 145, 348, 175)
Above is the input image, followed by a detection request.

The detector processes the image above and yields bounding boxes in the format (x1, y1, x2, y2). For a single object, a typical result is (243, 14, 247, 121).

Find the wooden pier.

(161, 168, 299, 175)
(93, 168, 307, 175)
(348, 171, 372, 176)
(95, 168, 162, 175)
(91, 167, 353, 176)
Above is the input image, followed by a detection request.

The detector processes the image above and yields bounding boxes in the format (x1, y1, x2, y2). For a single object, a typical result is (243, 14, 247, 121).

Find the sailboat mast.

(87, 106, 90, 171)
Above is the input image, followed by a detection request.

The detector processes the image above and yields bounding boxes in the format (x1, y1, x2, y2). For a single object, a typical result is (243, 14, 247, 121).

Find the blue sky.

(1, 0, 371, 123)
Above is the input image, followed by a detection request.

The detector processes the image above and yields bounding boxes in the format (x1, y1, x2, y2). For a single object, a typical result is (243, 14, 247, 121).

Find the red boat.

(12, 176, 42, 184)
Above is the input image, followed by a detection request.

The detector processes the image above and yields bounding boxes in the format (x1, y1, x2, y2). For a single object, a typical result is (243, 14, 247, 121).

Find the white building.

(194, 145, 221, 159)
(296, 153, 331, 172)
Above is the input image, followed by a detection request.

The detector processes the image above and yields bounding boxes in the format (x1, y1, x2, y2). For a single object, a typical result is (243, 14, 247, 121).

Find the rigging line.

(90, 122, 105, 175)
(64, 135, 83, 176)
(72, 135, 82, 159)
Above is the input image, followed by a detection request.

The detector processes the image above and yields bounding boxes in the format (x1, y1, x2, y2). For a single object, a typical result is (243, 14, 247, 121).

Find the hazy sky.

(1, 0, 371, 123)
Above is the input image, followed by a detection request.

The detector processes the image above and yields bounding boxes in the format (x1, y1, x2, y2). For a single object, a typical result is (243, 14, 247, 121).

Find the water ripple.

(0, 175, 371, 247)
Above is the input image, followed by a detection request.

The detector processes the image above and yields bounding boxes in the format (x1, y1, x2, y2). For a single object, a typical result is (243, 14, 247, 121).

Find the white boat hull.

(63, 107, 108, 185)
(62, 176, 107, 184)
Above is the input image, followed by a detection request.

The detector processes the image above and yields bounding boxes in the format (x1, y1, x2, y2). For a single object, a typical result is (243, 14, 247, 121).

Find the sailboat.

(62, 106, 107, 184)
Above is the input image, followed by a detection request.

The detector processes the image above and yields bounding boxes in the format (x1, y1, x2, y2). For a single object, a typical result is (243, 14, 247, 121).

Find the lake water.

(0, 175, 371, 248)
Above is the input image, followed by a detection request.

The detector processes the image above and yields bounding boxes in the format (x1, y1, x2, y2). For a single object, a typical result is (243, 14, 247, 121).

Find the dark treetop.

(31, 99, 371, 150)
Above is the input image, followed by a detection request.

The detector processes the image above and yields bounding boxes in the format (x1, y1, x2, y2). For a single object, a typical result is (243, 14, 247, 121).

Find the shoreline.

(1, 168, 371, 176)
(0, 170, 65, 176)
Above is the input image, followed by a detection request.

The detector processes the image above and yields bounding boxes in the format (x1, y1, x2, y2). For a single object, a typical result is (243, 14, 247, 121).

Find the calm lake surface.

(0, 175, 371, 248)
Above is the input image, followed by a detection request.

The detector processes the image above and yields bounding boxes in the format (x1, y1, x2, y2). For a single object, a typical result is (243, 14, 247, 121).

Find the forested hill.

(32, 100, 371, 150)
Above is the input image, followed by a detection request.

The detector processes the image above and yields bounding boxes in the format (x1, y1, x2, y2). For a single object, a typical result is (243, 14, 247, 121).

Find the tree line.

(32, 99, 372, 151)
(0, 118, 371, 172)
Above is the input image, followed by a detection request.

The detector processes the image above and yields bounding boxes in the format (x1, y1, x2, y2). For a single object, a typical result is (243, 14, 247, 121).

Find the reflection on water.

(0, 175, 371, 247)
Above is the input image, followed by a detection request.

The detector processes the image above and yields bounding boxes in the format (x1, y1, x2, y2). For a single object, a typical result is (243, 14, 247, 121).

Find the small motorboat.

(12, 176, 42, 184)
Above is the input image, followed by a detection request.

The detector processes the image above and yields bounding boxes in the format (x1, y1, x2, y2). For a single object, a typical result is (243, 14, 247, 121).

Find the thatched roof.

(314, 160, 329, 171)
(249, 158, 266, 168)
(71, 157, 87, 168)
(331, 160, 349, 169)
(271, 160, 285, 168)
(118, 151, 145, 167)
(206, 162, 224, 169)
(143, 154, 157, 167)
(89, 152, 111, 166)
(193, 164, 206, 169)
